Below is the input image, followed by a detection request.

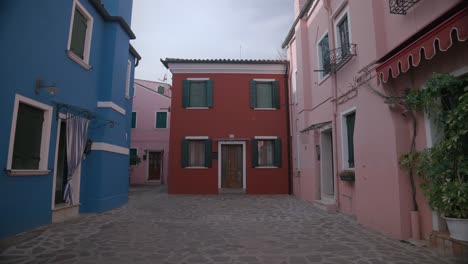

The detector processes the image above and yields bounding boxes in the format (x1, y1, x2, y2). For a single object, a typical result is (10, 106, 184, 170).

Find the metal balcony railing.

(389, 0, 419, 15)
(322, 43, 357, 74)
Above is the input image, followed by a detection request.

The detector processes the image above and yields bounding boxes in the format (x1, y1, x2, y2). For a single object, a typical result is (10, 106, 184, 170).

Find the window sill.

(7, 169, 51, 176)
(155, 127, 168, 129)
(185, 107, 210, 110)
(318, 74, 331, 85)
(255, 166, 279, 169)
(185, 166, 208, 169)
(253, 108, 278, 111)
(67, 50, 91, 70)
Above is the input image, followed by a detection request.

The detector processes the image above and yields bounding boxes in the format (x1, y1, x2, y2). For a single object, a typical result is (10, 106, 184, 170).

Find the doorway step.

(218, 188, 245, 194)
(314, 200, 337, 213)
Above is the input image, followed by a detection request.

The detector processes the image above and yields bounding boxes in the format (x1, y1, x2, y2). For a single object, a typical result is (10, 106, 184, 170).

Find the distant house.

(161, 58, 290, 194)
(130, 79, 171, 185)
(0, 0, 140, 238)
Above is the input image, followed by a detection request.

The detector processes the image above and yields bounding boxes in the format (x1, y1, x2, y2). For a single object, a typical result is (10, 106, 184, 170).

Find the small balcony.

(323, 43, 357, 74)
(389, 0, 420, 15)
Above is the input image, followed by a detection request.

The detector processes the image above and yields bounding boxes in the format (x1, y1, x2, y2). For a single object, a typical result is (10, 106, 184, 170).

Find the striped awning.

(376, 5, 468, 84)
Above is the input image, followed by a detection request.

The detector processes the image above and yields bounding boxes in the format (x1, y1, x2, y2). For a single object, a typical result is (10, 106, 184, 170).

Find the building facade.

(162, 59, 290, 195)
(284, 0, 467, 241)
(130, 79, 171, 185)
(0, 0, 140, 238)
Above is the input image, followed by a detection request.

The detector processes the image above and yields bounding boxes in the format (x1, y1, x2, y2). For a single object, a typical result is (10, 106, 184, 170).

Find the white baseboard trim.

(97, 101, 126, 115)
(91, 142, 129, 155)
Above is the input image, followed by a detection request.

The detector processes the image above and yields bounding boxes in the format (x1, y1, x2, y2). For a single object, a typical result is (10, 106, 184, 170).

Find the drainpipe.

(284, 62, 293, 195)
(324, 0, 340, 208)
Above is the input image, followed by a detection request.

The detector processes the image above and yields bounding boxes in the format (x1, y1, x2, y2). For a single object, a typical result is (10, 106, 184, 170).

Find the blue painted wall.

(0, 0, 137, 238)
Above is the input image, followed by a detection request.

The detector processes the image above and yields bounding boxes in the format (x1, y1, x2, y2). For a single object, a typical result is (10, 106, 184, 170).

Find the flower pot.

(445, 217, 468, 241)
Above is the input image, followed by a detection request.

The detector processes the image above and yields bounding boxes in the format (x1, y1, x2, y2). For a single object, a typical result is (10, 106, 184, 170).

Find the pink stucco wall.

(287, 0, 466, 240)
(130, 79, 171, 185)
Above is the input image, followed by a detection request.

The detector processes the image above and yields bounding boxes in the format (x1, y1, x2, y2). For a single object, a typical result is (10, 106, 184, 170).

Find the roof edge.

(281, 0, 316, 48)
(88, 0, 136, 40)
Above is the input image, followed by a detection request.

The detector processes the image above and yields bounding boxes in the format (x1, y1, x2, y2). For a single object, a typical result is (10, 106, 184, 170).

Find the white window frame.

(340, 107, 356, 170)
(185, 136, 209, 169)
(254, 136, 279, 168)
(317, 31, 330, 81)
(253, 79, 277, 110)
(125, 60, 132, 99)
(334, 7, 352, 54)
(131, 111, 137, 129)
(155, 111, 168, 129)
(7, 94, 53, 176)
(66, 0, 94, 70)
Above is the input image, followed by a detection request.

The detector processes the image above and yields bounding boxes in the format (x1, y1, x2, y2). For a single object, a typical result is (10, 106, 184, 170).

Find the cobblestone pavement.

(0, 186, 461, 264)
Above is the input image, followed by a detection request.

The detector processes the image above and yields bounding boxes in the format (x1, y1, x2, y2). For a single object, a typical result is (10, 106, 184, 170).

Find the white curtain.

(63, 114, 89, 205)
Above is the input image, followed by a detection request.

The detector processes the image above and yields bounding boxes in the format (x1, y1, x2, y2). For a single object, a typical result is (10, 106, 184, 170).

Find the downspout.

(324, 0, 340, 207)
(284, 62, 293, 195)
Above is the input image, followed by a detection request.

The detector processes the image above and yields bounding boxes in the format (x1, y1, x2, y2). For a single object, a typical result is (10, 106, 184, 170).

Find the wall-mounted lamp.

(35, 79, 59, 95)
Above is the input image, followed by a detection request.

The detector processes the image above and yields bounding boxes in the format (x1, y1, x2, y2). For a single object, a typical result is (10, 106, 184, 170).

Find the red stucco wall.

(168, 73, 289, 194)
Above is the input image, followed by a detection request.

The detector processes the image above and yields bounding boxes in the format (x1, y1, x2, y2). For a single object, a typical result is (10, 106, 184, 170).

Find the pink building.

(284, 0, 467, 242)
(130, 79, 172, 185)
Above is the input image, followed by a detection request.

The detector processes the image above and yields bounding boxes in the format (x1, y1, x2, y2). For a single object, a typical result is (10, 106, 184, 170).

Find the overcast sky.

(130, 0, 294, 83)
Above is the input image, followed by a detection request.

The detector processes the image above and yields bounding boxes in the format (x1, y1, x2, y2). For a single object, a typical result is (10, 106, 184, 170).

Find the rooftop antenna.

(240, 44, 242, 59)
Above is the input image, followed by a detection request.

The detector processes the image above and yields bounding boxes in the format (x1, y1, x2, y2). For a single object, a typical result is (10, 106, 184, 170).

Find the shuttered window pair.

(250, 81, 280, 109)
(70, 8, 88, 60)
(251, 139, 281, 168)
(182, 80, 214, 108)
(181, 139, 212, 168)
(156, 112, 167, 128)
(12, 103, 45, 170)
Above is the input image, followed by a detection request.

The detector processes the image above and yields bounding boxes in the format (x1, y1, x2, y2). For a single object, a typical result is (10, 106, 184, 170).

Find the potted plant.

(405, 73, 468, 241)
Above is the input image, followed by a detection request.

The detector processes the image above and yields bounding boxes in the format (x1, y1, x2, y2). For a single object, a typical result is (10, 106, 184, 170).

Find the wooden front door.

(221, 145, 243, 188)
(148, 152, 162, 181)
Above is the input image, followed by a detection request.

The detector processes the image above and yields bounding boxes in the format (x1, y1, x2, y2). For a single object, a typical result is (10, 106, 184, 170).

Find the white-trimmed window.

(250, 79, 280, 109)
(341, 108, 356, 169)
(182, 79, 213, 108)
(252, 136, 281, 168)
(181, 137, 212, 168)
(7, 95, 53, 175)
(67, 0, 94, 68)
(125, 60, 131, 98)
(317, 33, 330, 79)
(335, 11, 351, 57)
(155, 112, 167, 128)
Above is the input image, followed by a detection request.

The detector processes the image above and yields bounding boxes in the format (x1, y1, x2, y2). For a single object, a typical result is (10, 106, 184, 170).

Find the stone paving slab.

(0, 186, 462, 264)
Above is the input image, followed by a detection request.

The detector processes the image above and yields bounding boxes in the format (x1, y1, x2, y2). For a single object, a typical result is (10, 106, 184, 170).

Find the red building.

(161, 58, 290, 194)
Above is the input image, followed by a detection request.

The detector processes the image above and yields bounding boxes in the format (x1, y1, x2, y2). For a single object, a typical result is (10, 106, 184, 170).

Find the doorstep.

(52, 204, 80, 223)
(314, 199, 337, 213)
(218, 188, 245, 194)
(430, 231, 468, 262)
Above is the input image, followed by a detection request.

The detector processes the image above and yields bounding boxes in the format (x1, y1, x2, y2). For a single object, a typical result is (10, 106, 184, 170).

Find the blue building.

(0, 0, 141, 238)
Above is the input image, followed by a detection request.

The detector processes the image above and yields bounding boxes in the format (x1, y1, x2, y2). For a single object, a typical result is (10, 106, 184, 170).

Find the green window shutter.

(274, 138, 282, 167)
(131, 112, 137, 128)
(129, 148, 137, 165)
(70, 9, 87, 59)
(182, 80, 190, 108)
(181, 139, 189, 168)
(12, 103, 44, 169)
(346, 112, 356, 168)
(251, 139, 258, 167)
(156, 112, 167, 128)
(158, 86, 165, 94)
(250, 80, 257, 108)
(273, 81, 280, 109)
(206, 80, 214, 108)
(204, 139, 212, 168)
